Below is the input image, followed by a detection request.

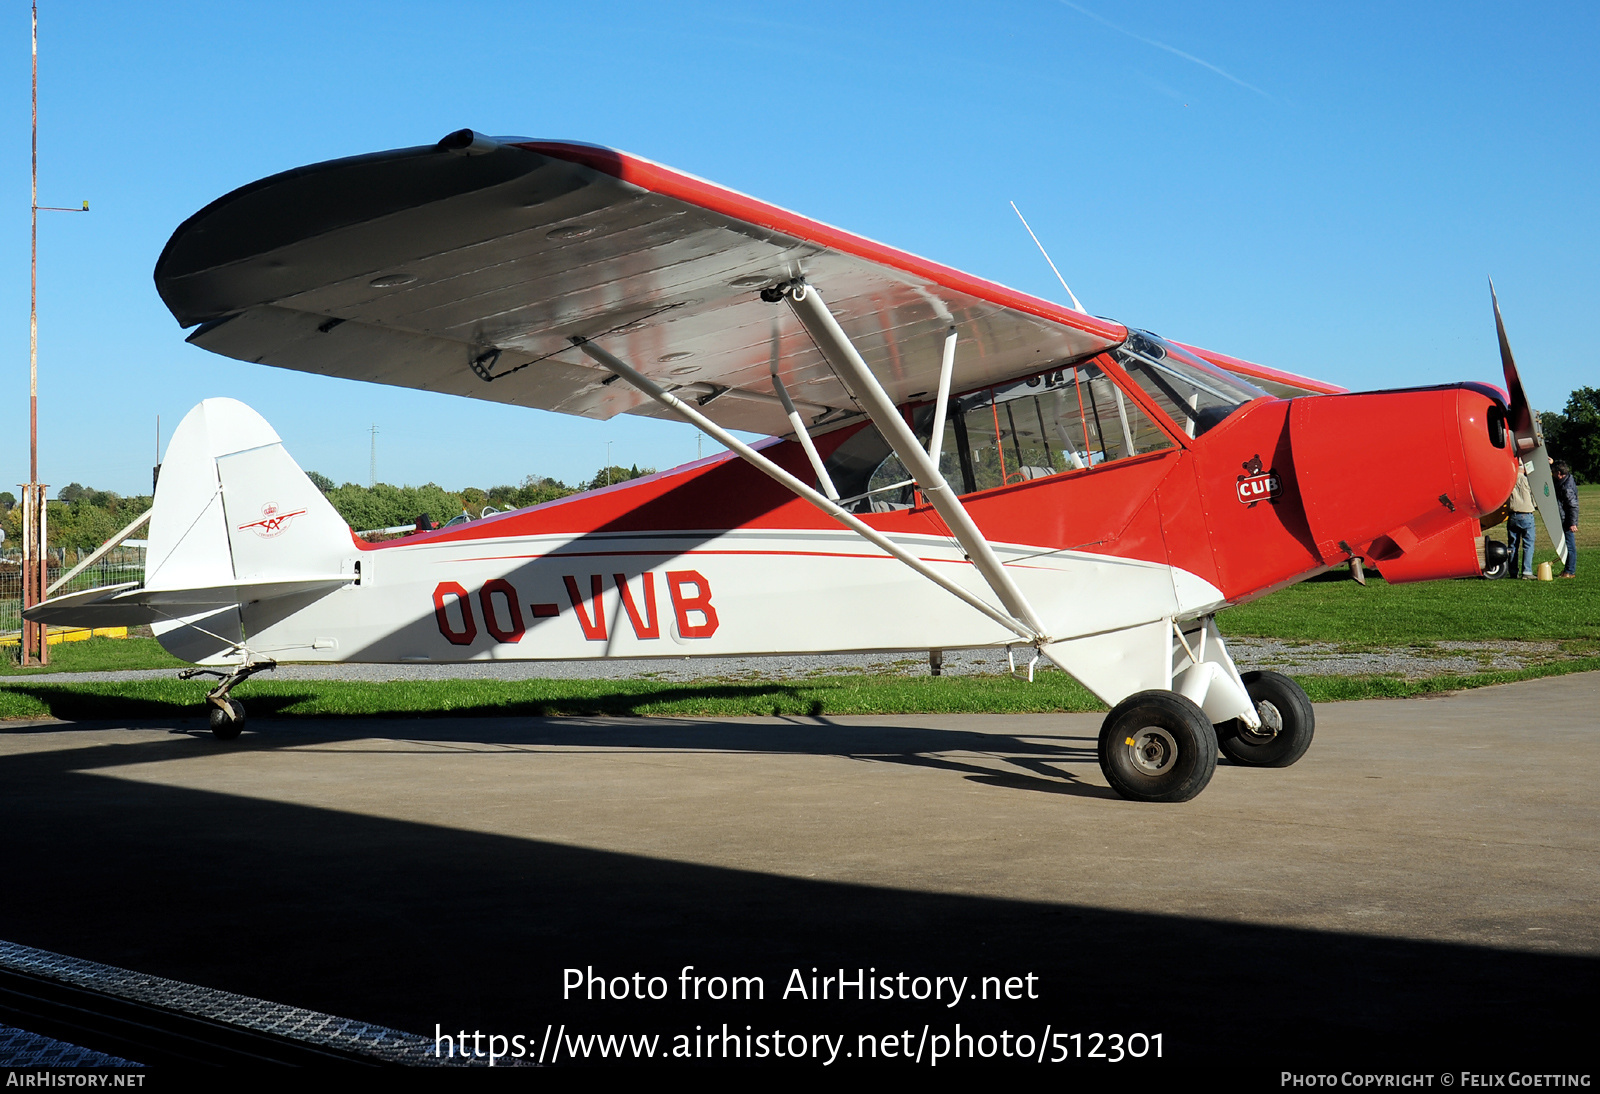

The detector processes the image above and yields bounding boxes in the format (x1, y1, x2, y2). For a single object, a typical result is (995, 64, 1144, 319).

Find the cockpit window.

(1112, 331, 1268, 438)
(950, 361, 1172, 493)
(818, 358, 1174, 511)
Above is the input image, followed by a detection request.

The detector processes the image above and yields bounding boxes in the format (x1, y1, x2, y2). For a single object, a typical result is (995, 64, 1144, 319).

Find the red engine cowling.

(1289, 385, 1516, 583)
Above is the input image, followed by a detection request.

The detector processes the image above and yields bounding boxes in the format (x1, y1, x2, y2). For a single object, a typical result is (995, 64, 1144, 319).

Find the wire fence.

(0, 546, 145, 637)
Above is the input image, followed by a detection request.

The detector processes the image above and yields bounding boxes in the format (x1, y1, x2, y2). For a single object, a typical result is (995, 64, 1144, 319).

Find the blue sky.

(4, 1, 1596, 497)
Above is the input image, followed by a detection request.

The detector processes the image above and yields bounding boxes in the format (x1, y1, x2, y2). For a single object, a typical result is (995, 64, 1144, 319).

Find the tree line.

(1540, 387, 1599, 484)
(1, 464, 654, 552)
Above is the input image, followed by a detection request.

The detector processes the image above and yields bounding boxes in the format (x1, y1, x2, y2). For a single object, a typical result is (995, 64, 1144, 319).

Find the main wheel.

(1098, 691, 1218, 803)
(209, 698, 245, 741)
(1216, 670, 1313, 767)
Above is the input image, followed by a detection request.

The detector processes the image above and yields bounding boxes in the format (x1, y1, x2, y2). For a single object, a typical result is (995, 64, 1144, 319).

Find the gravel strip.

(3, 640, 1585, 686)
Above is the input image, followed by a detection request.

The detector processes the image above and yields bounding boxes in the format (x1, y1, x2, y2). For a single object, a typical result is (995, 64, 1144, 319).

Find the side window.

(816, 360, 1174, 510)
(945, 361, 1172, 492)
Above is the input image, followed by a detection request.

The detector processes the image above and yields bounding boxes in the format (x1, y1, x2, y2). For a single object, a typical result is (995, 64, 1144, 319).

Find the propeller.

(1490, 279, 1568, 568)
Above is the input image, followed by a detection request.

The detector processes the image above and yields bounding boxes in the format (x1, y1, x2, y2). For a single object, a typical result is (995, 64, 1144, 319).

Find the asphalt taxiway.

(1, 671, 1595, 1070)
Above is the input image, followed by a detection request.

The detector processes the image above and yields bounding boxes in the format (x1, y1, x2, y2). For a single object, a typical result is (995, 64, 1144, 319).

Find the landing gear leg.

(1097, 690, 1218, 803)
(180, 660, 276, 740)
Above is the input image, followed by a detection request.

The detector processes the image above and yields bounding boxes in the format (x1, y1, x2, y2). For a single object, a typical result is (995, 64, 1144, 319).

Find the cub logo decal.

(1236, 454, 1281, 508)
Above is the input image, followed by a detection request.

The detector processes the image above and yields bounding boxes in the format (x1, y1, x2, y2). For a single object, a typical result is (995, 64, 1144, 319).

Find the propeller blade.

(1490, 278, 1535, 442)
(1489, 280, 1568, 567)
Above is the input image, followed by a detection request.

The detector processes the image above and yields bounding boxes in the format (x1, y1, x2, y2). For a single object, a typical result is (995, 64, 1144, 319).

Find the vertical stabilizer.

(145, 398, 354, 664)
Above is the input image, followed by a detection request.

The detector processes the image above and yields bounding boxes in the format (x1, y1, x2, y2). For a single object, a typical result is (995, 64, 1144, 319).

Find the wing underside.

(157, 133, 1132, 436)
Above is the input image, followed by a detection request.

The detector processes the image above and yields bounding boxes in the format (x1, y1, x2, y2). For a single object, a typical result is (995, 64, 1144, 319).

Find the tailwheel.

(181, 660, 273, 742)
(1098, 691, 1217, 803)
(209, 698, 246, 741)
(1216, 670, 1314, 768)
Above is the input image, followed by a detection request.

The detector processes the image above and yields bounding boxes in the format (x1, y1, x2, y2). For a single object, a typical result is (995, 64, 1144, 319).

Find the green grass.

(0, 635, 189, 676)
(1223, 569, 1598, 642)
(1227, 484, 1596, 642)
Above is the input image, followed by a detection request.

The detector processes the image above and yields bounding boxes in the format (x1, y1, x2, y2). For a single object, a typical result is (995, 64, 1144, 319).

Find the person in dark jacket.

(1553, 460, 1579, 578)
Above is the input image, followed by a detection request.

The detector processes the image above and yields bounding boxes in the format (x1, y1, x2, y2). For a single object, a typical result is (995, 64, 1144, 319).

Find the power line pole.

(21, 1, 89, 665)
(369, 423, 378, 487)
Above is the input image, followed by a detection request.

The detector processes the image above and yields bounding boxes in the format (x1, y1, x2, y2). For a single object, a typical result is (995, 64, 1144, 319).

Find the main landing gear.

(1098, 691, 1218, 803)
(1096, 672, 1315, 802)
(179, 660, 276, 740)
(1216, 670, 1315, 768)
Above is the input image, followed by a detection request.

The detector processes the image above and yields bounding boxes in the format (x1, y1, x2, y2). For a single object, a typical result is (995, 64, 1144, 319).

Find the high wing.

(155, 130, 1330, 435)
(156, 131, 1126, 434)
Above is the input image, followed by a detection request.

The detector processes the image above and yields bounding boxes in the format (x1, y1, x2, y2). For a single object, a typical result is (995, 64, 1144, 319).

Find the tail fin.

(144, 398, 353, 663)
(27, 399, 354, 663)
(147, 398, 353, 591)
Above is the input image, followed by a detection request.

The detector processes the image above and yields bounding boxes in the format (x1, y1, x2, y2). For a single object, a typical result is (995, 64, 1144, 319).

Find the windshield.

(1112, 331, 1267, 438)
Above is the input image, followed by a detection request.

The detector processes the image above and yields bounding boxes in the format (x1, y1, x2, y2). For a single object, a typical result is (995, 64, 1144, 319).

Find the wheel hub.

(1126, 727, 1178, 775)
(1238, 699, 1283, 743)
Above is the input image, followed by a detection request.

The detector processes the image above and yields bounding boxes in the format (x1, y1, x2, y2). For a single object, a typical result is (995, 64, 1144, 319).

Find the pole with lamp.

(20, 1, 89, 665)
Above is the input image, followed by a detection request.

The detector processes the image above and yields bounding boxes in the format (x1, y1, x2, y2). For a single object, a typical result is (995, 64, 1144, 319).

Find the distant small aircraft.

(29, 131, 1562, 802)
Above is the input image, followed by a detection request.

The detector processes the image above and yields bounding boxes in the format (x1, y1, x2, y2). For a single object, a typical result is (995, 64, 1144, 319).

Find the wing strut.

(928, 326, 957, 464)
(570, 335, 1043, 643)
(778, 281, 1051, 640)
(768, 317, 839, 500)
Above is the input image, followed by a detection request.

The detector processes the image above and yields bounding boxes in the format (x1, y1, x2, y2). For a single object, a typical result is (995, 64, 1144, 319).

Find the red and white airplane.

(29, 130, 1562, 803)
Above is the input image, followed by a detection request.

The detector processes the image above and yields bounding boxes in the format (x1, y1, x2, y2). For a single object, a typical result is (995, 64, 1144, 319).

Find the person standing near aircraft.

(1507, 464, 1538, 579)
(1553, 460, 1579, 578)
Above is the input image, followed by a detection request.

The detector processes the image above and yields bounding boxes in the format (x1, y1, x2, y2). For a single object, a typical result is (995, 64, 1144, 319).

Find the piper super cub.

(28, 130, 1565, 803)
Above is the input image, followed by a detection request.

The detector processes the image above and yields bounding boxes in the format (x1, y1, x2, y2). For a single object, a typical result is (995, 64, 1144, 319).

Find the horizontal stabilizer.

(21, 584, 153, 628)
(25, 578, 354, 628)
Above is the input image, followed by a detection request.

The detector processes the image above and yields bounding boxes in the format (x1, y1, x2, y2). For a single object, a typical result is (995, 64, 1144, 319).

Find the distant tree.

(49, 501, 121, 553)
(583, 464, 654, 491)
(306, 470, 334, 492)
(57, 482, 86, 504)
(312, 475, 580, 534)
(324, 482, 470, 530)
(0, 491, 14, 511)
(506, 475, 572, 508)
(1541, 387, 1600, 484)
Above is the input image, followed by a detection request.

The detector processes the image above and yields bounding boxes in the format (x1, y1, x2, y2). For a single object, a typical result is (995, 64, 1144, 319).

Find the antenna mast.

(1009, 201, 1088, 315)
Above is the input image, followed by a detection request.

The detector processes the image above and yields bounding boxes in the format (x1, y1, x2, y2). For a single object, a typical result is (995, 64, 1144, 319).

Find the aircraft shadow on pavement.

(1, 700, 1112, 798)
(0, 727, 1593, 1069)
(3, 677, 1028, 722)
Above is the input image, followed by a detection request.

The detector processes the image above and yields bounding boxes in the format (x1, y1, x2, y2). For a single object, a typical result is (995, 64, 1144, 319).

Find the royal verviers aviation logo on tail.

(237, 502, 307, 539)
(1236, 454, 1281, 508)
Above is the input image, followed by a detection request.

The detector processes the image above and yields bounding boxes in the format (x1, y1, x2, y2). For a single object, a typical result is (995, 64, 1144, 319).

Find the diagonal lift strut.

(570, 334, 1043, 643)
(779, 280, 1050, 640)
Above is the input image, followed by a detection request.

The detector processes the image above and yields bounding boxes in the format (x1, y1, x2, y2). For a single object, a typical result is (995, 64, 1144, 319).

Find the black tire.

(1482, 537, 1510, 580)
(209, 698, 245, 741)
(1098, 691, 1218, 803)
(1216, 670, 1313, 768)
